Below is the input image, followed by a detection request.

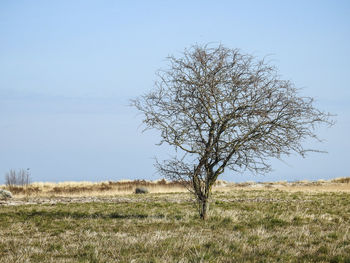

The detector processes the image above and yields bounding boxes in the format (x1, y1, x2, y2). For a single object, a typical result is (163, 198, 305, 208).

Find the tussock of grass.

(331, 177, 350, 184)
(1, 190, 350, 262)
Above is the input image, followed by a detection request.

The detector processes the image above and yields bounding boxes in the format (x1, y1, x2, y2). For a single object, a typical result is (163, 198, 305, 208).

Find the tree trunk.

(199, 198, 209, 220)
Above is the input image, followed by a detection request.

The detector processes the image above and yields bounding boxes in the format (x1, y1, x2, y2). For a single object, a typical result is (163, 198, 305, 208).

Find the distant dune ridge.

(0, 177, 349, 198)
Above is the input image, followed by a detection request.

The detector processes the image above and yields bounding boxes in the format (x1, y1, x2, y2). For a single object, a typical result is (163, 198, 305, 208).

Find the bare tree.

(132, 44, 333, 220)
(5, 168, 31, 188)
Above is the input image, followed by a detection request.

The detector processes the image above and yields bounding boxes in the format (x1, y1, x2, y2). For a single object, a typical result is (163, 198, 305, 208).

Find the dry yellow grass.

(1, 177, 349, 198)
(0, 179, 189, 198)
(232, 178, 350, 193)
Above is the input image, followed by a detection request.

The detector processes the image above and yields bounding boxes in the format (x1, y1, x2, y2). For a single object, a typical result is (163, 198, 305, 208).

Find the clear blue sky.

(1, 0, 349, 183)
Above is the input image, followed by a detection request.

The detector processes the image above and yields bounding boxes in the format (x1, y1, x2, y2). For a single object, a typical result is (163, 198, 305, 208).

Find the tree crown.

(132, 44, 333, 182)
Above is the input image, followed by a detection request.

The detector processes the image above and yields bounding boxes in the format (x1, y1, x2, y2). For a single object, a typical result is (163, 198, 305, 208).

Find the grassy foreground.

(1, 189, 350, 262)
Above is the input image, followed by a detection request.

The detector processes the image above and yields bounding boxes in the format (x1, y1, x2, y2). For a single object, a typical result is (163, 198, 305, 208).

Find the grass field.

(1, 180, 350, 262)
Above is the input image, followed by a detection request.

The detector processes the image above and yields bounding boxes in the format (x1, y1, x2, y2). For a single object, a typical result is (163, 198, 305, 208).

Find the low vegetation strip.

(1, 177, 349, 198)
(1, 189, 350, 262)
(0, 179, 189, 197)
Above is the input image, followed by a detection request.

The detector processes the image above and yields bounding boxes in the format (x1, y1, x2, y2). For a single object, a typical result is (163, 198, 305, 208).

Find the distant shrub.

(5, 169, 31, 188)
(331, 177, 350, 184)
(135, 187, 149, 194)
(0, 189, 13, 199)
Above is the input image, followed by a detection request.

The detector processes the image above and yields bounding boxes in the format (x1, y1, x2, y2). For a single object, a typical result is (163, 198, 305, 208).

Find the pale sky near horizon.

(1, 1, 349, 183)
